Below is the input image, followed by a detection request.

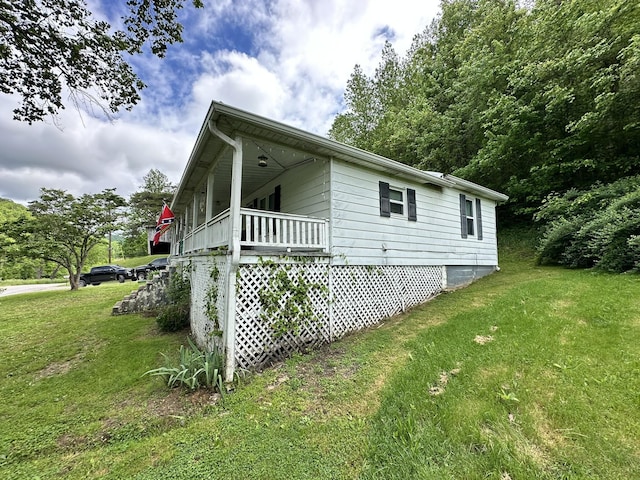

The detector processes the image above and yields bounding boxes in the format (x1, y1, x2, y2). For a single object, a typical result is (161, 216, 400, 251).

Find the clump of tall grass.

(144, 337, 224, 393)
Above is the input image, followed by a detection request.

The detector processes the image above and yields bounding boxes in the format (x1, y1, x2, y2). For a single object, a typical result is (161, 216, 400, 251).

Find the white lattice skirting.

(187, 257, 444, 371)
(233, 263, 444, 370)
(189, 255, 229, 351)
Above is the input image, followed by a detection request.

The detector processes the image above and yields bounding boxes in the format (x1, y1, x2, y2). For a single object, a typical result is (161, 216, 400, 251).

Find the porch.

(176, 207, 329, 255)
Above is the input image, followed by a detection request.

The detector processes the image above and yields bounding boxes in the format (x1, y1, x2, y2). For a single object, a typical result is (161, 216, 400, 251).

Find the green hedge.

(536, 175, 640, 272)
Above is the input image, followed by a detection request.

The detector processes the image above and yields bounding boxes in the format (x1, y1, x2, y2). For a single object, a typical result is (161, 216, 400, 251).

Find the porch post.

(208, 120, 243, 383)
(191, 194, 198, 233)
(224, 134, 243, 382)
(204, 170, 215, 244)
(205, 171, 215, 221)
(228, 136, 243, 262)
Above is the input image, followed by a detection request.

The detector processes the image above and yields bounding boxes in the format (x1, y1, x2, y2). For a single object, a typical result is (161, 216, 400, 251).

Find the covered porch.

(176, 207, 329, 255)
(170, 105, 333, 258)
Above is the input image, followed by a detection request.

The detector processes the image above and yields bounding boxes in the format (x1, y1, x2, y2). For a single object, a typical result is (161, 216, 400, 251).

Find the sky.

(0, 0, 441, 205)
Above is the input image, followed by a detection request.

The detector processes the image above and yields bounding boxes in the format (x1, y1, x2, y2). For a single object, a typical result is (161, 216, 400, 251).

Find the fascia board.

(444, 174, 510, 202)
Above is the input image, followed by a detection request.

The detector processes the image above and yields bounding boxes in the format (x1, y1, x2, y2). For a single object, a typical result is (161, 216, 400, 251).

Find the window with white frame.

(379, 181, 417, 221)
(465, 198, 474, 236)
(460, 194, 483, 240)
(389, 187, 404, 215)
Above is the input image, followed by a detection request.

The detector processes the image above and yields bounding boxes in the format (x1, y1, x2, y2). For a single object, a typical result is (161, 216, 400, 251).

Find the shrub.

(144, 337, 225, 392)
(156, 303, 190, 332)
(536, 176, 640, 272)
(156, 269, 191, 332)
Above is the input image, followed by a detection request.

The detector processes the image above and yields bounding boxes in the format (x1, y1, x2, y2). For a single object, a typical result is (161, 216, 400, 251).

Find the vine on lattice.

(257, 259, 328, 338)
(204, 260, 222, 338)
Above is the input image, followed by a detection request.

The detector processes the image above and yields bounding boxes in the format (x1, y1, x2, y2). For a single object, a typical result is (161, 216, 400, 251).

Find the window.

(465, 199, 474, 236)
(379, 181, 417, 221)
(460, 194, 483, 240)
(250, 185, 281, 212)
(390, 188, 404, 215)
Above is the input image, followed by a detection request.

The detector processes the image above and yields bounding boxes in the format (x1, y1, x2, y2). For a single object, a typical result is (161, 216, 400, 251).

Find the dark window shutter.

(476, 198, 483, 240)
(274, 185, 281, 212)
(407, 188, 417, 221)
(459, 194, 468, 238)
(379, 181, 390, 217)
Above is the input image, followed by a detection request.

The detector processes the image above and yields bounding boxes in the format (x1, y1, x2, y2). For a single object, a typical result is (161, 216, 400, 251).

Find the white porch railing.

(180, 208, 328, 254)
(240, 208, 328, 250)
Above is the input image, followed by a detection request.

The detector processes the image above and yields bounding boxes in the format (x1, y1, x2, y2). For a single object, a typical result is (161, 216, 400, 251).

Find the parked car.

(79, 265, 135, 287)
(134, 257, 169, 280)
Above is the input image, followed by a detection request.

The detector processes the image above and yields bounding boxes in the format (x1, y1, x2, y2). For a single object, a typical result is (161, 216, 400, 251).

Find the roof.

(172, 101, 508, 211)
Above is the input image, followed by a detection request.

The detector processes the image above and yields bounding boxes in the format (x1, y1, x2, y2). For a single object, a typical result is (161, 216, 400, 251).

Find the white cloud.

(0, 0, 440, 204)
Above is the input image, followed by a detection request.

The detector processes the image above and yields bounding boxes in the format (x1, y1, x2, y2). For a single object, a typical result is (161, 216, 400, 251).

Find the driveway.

(0, 283, 69, 297)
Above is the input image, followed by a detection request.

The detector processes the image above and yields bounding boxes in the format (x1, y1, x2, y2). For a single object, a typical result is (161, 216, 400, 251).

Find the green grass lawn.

(1, 247, 639, 479)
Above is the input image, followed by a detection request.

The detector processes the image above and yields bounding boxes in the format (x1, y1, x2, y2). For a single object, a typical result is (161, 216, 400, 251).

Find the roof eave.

(210, 101, 456, 188)
(444, 174, 509, 202)
(172, 101, 509, 208)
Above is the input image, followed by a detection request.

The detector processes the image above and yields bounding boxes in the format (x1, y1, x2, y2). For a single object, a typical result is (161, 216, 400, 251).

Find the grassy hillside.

(0, 239, 638, 479)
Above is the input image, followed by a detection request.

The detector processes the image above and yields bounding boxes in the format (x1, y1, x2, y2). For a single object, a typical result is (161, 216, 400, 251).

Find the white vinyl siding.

(330, 159, 498, 266)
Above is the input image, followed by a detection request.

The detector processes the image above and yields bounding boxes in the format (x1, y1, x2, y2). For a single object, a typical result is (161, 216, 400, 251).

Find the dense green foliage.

(0, 198, 47, 279)
(156, 269, 191, 332)
(3, 188, 126, 289)
(536, 175, 640, 271)
(330, 0, 640, 223)
(1, 0, 202, 122)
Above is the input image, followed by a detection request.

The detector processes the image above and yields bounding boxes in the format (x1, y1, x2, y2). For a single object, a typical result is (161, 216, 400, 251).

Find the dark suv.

(79, 265, 135, 287)
(134, 257, 169, 280)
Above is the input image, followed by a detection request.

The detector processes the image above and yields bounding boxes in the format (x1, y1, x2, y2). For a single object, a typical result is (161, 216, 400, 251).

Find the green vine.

(204, 262, 222, 337)
(257, 258, 327, 338)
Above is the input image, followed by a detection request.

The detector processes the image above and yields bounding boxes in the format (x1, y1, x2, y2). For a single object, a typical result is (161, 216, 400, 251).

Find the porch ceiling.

(173, 110, 335, 214)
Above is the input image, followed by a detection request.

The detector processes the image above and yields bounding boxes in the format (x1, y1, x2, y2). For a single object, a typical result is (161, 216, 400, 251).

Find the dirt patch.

(35, 350, 92, 380)
(145, 388, 222, 417)
(474, 335, 494, 345)
(56, 388, 223, 452)
(429, 366, 462, 396)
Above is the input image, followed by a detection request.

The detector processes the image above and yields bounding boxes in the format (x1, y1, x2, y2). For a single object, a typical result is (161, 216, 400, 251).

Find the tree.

(1, 0, 202, 123)
(8, 188, 126, 289)
(331, 0, 640, 224)
(124, 169, 175, 257)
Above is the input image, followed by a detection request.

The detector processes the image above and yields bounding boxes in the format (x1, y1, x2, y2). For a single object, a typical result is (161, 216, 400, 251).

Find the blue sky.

(0, 0, 440, 204)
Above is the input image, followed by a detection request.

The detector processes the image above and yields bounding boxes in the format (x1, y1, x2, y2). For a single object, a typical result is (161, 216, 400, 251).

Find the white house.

(170, 101, 508, 380)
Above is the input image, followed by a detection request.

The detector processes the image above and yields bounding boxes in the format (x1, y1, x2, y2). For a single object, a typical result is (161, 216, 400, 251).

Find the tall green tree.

(124, 169, 175, 257)
(330, 0, 640, 222)
(0, 198, 40, 279)
(1, 0, 203, 123)
(7, 188, 126, 289)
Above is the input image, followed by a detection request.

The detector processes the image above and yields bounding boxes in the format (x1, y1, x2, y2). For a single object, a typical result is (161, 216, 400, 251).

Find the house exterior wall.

(241, 158, 331, 218)
(329, 159, 499, 268)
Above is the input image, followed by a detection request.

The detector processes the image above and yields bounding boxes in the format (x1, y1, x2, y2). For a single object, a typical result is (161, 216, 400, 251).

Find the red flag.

(153, 204, 175, 246)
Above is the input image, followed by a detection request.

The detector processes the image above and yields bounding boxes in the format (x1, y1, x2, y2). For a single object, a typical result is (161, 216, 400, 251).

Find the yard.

(0, 240, 639, 479)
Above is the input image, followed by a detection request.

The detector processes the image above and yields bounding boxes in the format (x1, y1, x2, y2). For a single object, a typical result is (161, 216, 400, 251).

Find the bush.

(156, 303, 190, 332)
(156, 269, 191, 332)
(536, 176, 640, 272)
(144, 337, 225, 392)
